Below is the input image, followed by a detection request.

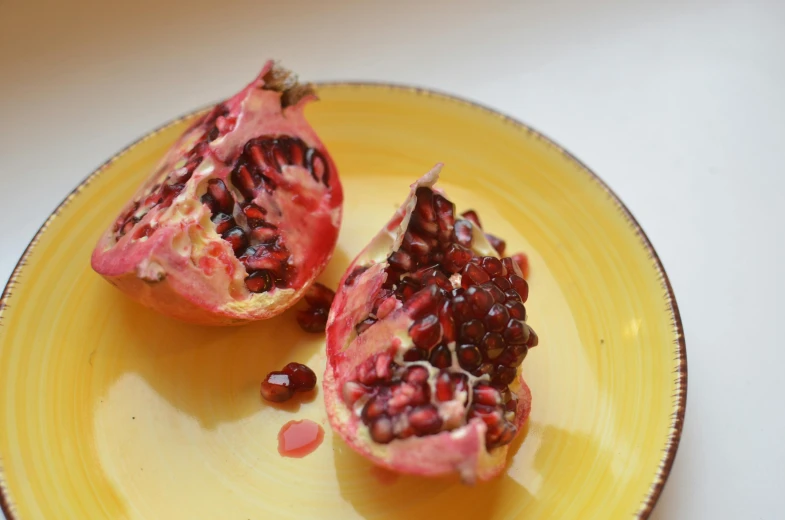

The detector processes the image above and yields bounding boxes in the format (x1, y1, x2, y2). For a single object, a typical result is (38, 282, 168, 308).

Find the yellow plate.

(0, 84, 686, 519)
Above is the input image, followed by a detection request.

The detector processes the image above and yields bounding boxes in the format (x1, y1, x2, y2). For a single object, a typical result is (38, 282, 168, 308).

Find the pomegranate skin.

(324, 165, 532, 483)
(91, 61, 343, 325)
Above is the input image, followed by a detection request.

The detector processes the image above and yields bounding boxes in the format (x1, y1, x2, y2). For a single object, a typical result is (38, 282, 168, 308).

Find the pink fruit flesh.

(91, 61, 343, 325)
(324, 165, 537, 483)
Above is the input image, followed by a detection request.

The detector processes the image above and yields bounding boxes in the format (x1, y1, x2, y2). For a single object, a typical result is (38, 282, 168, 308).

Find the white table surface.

(1, 0, 783, 518)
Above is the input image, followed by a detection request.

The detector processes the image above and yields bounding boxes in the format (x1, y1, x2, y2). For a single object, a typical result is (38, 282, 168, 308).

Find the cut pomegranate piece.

(91, 61, 343, 325)
(324, 165, 538, 483)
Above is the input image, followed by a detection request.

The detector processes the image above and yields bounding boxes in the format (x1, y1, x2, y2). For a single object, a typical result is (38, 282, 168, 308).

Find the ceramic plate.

(0, 84, 686, 519)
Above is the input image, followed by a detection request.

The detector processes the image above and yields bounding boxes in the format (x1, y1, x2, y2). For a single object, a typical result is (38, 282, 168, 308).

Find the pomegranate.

(91, 61, 343, 325)
(324, 165, 538, 483)
(296, 282, 335, 333)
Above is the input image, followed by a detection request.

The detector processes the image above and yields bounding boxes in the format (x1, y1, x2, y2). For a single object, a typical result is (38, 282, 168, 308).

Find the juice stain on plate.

(278, 420, 324, 458)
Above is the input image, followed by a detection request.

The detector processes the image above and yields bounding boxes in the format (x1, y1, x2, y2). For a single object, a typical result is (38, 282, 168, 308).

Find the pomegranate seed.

(249, 224, 279, 244)
(404, 286, 442, 319)
(231, 164, 258, 200)
(206, 178, 234, 214)
(460, 210, 482, 229)
(282, 362, 317, 392)
(481, 257, 503, 277)
(438, 301, 456, 343)
(460, 319, 486, 343)
(414, 187, 437, 221)
(501, 257, 517, 277)
(462, 263, 491, 287)
(409, 314, 442, 350)
(505, 395, 519, 414)
(242, 202, 267, 227)
(403, 347, 428, 361)
(211, 213, 235, 235)
(433, 194, 455, 243)
(493, 365, 517, 386)
(429, 345, 452, 369)
(451, 294, 473, 322)
(261, 372, 294, 402)
(435, 370, 453, 402)
(403, 365, 429, 385)
(245, 270, 273, 293)
(369, 415, 395, 444)
(481, 332, 505, 359)
(527, 328, 539, 347)
(402, 230, 430, 257)
(503, 319, 529, 345)
(408, 404, 443, 436)
(473, 383, 502, 406)
(481, 282, 506, 304)
(485, 233, 506, 256)
(297, 307, 328, 333)
(443, 243, 473, 274)
(504, 300, 526, 321)
(511, 252, 530, 279)
(466, 286, 494, 316)
(508, 274, 529, 303)
(504, 288, 521, 302)
(342, 381, 367, 405)
(493, 276, 512, 291)
(398, 278, 421, 301)
(362, 396, 388, 422)
(469, 404, 503, 427)
(408, 383, 430, 406)
(242, 246, 287, 274)
(485, 303, 510, 332)
(503, 344, 528, 366)
(456, 344, 482, 371)
(305, 282, 335, 309)
(388, 250, 414, 272)
(474, 363, 494, 378)
(222, 226, 249, 254)
(454, 219, 474, 247)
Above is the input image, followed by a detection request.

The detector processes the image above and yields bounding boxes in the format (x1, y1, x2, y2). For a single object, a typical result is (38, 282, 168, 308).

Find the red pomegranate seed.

(453, 219, 474, 247)
(242, 202, 267, 225)
(466, 286, 494, 316)
(403, 286, 442, 319)
(508, 274, 529, 303)
(435, 370, 453, 402)
(504, 300, 526, 321)
(402, 230, 430, 257)
(485, 234, 506, 256)
(403, 347, 428, 361)
(397, 278, 421, 301)
(438, 301, 456, 343)
(482, 282, 506, 304)
(409, 314, 442, 350)
(429, 344, 452, 369)
(415, 187, 437, 222)
(242, 246, 287, 274)
(451, 373, 469, 403)
(504, 288, 521, 302)
(451, 294, 473, 322)
(469, 404, 503, 427)
(501, 257, 517, 277)
(245, 270, 273, 293)
(211, 213, 235, 235)
(408, 404, 443, 436)
(527, 328, 539, 347)
(261, 372, 294, 402)
(206, 178, 234, 214)
(222, 226, 249, 254)
(511, 252, 529, 279)
(473, 383, 502, 406)
(505, 395, 519, 414)
(297, 307, 328, 333)
(503, 319, 529, 345)
(502, 344, 528, 367)
(485, 303, 510, 332)
(304, 282, 335, 309)
(283, 362, 317, 392)
(369, 415, 395, 444)
(493, 276, 512, 291)
(460, 319, 486, 343)
(460, 210, 482, 229)
(481, 332, 505, 359)
(462, 263, 491, 288)
(403, 365, 429, 385)
(362, 396, 388, 422)
(433, 194, 455, 243)
(493, 365, 517, 386)
(481, 257, 503, 277)
(443, 243, 473, 274)
(388, 250, 414, 272)
(456, 343, 482, 371)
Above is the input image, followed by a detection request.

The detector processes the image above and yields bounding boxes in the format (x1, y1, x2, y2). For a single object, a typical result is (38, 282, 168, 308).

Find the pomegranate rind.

(91, 61, 343, 325)
(324, 165, 531, 482)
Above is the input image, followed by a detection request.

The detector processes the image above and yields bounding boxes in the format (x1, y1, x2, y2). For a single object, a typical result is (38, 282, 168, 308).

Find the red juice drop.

(278, 419, 324, 458)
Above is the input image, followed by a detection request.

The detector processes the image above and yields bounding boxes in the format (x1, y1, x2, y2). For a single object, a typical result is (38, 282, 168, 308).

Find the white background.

(1, 0, 784, 518)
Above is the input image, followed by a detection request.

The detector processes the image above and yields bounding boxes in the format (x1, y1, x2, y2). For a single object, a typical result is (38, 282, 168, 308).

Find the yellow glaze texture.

(0, 85, 685, 519)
